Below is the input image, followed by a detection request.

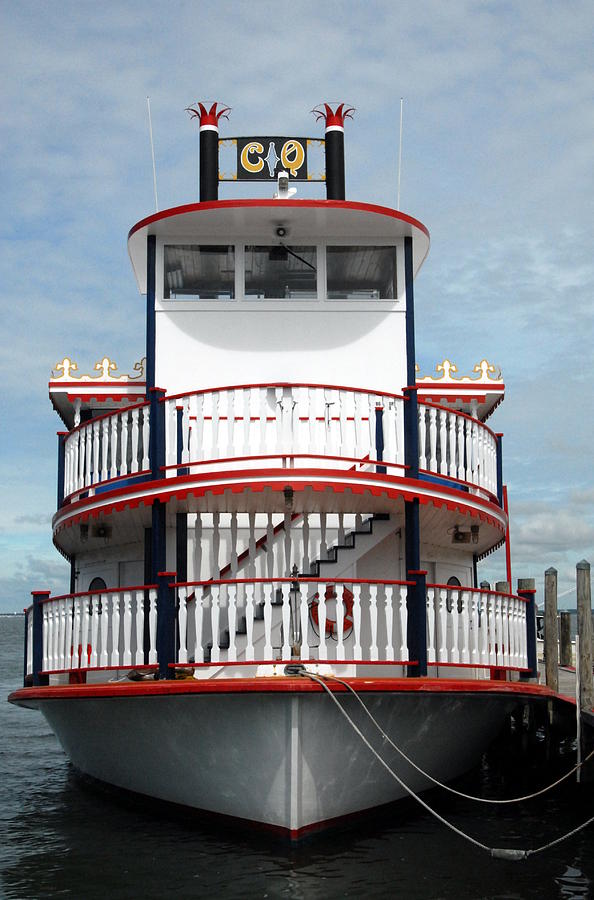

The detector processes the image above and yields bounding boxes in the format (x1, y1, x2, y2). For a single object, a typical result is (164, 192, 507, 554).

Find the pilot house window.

(326, 246, 396, 299)
(244, 246, 317, 299)
(164, 245, 235, 299)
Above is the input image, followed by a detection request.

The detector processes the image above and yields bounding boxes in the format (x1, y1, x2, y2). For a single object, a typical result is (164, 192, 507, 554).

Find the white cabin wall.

(74, 541, 144, 592)
(154, 308, 407, 396)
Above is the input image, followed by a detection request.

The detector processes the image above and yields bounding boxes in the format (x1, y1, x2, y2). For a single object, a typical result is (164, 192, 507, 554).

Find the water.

(1, 616, 592, 899)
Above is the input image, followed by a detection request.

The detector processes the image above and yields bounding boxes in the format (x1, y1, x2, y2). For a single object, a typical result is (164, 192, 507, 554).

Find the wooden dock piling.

(544, 567, 559, 693)
(559, 611, 572, 667)
(576, 559, 593, 711)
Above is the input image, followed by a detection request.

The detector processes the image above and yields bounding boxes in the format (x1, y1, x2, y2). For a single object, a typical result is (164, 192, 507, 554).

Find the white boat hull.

(26, 684, 522, 836)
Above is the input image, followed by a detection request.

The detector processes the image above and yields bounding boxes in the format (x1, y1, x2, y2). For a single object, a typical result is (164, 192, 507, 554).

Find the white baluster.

(384, 585, 394, 661)
(100, 594, 109, 667)
(211, 512, 220, 578)
(245, 583, 255, 661)
(147, 588, 157, 664)
(84, 424, 92, 488)
(193, 513, 203, 581)
(335, 584, 345, 661)
(134, 590, 144, 666)
(141, 406, 150, 471)
(99, 418, 108, 482)
(259, 388, 269, 455)
(121, 411, 131, 477)
(317, 585, 327, 660)
(479, 592, 489, 665)
(194, 588, 205, 663)
(210, 585, 220, 663)
(459, 590, 470, 663)
(111, 593, 120, 667)
(307, 387, 316, 454)
(337, 390, 347, 457)
(284, 509, 291, 576)
(437, 587, 448, 662)
(230, 512, 238, 576)
(426, 587, 436, 664)
(227, 584, 237, 662)
(368, 584, 379, 661)
(72, 597, 81, 668)
(91, 420, 100, 484)
(428, 406, 438, 473)
(320, 512, 327, 560)
(280, 582, 291, 660)
(109, 415, 119, 480)
(247, 511, 256, 577)
(398, 585, 408, 661)
(469, 591, 479, 664)
(299, 581, 310, 660)
(352, 584, 362, 660)
(42, 604, 49, 671)
(226, 389, 236, 457)
(418, 405, 427, 470)
(129, 409, 140, 475)
(455, 415, 465, 482)
(266, 514, 274, 578)
(242, 388, 252, 457)
(438, 409, 447, 475)
(211, 391, 220, 459)
(122, 591, 132, 666)
(449, 588, 460, 663)
(263, 581, 273, 660)
(302, 513, 310, 574)
(89, 595, 99, 667)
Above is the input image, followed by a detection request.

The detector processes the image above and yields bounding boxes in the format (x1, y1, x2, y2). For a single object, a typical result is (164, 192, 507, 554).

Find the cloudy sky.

(1, 0, 592, 612)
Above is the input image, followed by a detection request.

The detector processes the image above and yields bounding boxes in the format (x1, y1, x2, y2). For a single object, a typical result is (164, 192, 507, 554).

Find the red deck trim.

(53, 467, 507, 535)
(128, 199, 430, 242)
(10, 676, 556, 704)
(163, 381, 406, 404)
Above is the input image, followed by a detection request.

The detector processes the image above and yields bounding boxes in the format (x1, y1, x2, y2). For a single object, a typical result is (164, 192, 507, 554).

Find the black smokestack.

(313, 103, 354, 201)
(186, 101, 231, 202)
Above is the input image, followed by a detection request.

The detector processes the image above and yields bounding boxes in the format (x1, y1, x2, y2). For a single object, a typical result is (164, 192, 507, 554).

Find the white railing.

(63, 402, 150, 499)
(39, 586, 157, 672)
(419, 401, 498, 496)
(425, 584, 528, 670)
(175, 578, 411, 666)
(59, 386, 501, 505)
(164, 384, 405, 474)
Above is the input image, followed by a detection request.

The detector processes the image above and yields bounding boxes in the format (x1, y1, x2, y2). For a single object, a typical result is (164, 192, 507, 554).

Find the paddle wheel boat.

(9, 102, 552, 837)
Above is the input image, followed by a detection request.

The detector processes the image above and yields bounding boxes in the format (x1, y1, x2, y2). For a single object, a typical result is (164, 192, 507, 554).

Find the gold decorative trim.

(51, 357, 146, 383)
(416, 359, 502, 384)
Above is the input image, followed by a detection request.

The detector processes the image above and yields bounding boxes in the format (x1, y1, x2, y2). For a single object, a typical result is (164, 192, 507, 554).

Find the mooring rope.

(322, 673, 594, 804)
(300, 670, 594, 859)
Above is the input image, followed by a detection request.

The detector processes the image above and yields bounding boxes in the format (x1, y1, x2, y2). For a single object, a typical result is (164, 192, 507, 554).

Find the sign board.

(219, 137, 325, 182)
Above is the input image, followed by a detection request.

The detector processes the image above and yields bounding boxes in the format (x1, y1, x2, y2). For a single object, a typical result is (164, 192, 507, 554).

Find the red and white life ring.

(310, 585, 354, 636)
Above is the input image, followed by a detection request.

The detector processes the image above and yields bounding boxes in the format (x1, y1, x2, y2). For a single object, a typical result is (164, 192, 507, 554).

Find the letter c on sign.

(240, 142, 264, 173)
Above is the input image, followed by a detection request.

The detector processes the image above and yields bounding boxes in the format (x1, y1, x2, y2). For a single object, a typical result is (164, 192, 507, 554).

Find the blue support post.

(402, 234, 426, 674)
(57, 432, 66, 508)
(176, 406, 189, 476)
(146, 234, 157, 392)
(374, 406, 386, 473)
(496, 433, 504, 506)
(31, 591, 50, 686)
(149, 387, 166, 480)
(518, 578, 537, 678)
(156, 570, 177, 679)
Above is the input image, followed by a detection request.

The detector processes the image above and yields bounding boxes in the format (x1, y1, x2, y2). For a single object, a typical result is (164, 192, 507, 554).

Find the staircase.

(207, 514, 394, 662)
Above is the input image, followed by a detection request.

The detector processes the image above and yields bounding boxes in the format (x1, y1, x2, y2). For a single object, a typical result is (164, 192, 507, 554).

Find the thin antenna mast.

(397, 97, 404, 210)
(147, 96, 159, 212)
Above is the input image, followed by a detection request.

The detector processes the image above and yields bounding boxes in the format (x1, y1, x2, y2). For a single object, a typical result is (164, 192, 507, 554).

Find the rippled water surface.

(1, 616, 592, 899)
